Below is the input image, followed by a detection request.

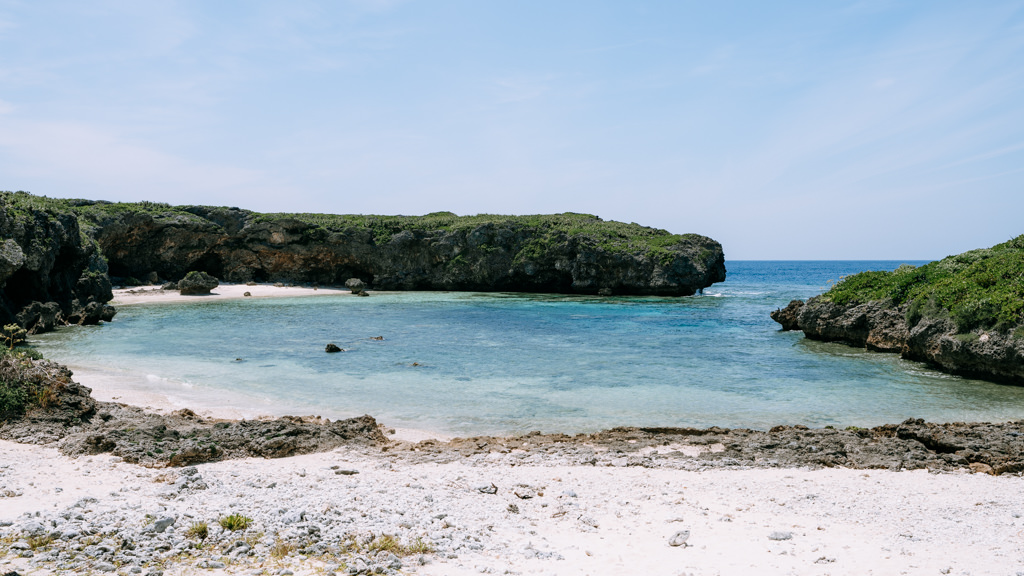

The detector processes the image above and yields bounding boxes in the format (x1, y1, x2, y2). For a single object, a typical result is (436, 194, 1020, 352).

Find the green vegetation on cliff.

(2, 191, 725, 297)
(256, 210, 708, 264)
(823, 235, 1024, 333)
(3, 191, 710, 266)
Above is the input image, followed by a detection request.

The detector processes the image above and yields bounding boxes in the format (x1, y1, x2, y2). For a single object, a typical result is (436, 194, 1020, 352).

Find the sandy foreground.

(3, 285, 1024, 575)
(2, 440, 1023, 576)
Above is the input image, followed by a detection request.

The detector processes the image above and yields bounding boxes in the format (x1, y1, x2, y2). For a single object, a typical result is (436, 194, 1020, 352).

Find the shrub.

(0, 381, 29, 419)
(1, 324, 26, 351)
(0, 353, 69, 420)
(218, 514, 252, 531)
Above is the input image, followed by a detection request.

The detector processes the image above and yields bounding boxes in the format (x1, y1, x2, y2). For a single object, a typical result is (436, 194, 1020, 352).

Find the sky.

(0, 1, 1022, 259)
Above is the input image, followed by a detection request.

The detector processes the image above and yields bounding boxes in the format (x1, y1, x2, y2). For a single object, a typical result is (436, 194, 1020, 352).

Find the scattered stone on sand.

(669, 530, 690, 547)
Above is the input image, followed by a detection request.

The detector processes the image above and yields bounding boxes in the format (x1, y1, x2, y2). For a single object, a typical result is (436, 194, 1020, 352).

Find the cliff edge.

(772, 236, 1024, 385)
(0, 192, 115, 333)
(1, 192, 726, 334)
(62, 197, 725, 297)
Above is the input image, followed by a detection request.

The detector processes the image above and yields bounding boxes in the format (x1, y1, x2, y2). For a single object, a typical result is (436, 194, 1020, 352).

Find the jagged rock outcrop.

(773, 237, 1024, 385)
(0, 193, 116, 333)
(0, 354, 387, 465)
(773, 296, 1024, 384)
(177, 270, 219, 295)
(82, 207, 726, 296)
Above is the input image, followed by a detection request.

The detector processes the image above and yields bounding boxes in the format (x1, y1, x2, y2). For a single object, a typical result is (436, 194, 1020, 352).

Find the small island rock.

(345, 278, 367, 294)
(178, 271, 219, 295)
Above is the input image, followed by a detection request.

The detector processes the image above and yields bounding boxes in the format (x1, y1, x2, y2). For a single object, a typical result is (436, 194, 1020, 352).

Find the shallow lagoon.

(33, 261, 1024, 435)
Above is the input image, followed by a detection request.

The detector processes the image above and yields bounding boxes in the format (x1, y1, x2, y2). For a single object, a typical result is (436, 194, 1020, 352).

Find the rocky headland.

(1, 191, 725, 335)
(772, 236, 1024, 384)
(0, 194, 115, 334)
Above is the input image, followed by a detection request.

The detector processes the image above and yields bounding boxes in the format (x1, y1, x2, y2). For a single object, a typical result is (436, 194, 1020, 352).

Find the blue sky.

(1, 1, 1022, 259)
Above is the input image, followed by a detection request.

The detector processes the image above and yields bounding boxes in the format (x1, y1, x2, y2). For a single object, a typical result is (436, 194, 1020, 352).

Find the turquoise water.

(32, 261, 1024, 435)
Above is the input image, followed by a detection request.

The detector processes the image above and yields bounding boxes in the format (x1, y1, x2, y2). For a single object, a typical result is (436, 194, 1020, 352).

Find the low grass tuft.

(218, 514, 252, 531)
(27, 534, 54, 550)
(270, 538, 294, 558)
(185, 521, 208, 540)
(363, 534, 435, 556)
(405, 537, 435, 554)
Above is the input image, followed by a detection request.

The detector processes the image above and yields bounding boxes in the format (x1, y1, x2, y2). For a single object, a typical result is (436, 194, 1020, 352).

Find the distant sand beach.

(110, 283, 355, 306)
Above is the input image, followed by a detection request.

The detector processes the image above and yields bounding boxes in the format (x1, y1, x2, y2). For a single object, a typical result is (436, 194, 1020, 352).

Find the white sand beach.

(2, 439, 1023, 576)
(110, 284, 355, 307)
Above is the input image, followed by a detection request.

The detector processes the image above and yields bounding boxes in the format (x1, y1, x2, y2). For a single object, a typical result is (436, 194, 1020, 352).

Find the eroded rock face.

(386, 418, 1024, 475)
(0, 355, 387, 465)
(87, 211, 726, 296)
(773, 296, 1024, 384)
(770, 300, 803, 331)
(0, 195, 116, 333)
(54, 411, 387, 467)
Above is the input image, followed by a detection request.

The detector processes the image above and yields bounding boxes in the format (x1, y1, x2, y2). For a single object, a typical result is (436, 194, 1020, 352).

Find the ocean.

(31, 261, 1024, 436)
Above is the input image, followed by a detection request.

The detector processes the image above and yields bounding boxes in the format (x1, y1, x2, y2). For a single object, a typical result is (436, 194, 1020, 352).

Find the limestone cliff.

(773, 298, 1024, 384)
(81, 204, 726, 296)
(772, 237, 1024, 384)
(1, 193, 726, 335)
(0, 193, 115, 333)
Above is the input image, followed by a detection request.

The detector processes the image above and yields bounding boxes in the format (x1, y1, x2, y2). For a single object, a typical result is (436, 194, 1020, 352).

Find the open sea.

(32, 261, 1024, 436)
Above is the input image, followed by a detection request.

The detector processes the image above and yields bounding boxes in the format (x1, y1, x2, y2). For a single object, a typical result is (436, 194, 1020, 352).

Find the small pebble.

(668, 530, 690, 547)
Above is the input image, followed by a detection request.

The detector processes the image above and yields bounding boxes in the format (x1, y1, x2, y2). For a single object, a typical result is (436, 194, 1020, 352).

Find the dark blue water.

(33, 261, 1024, 435)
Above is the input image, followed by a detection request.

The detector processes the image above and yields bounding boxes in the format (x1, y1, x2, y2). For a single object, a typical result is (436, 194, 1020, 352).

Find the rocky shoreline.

(4, 355, 1024, 476)
(2, 354, 1024, 575)
(772, 297, 1024, 385)
(2, 377, 1024, 576)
